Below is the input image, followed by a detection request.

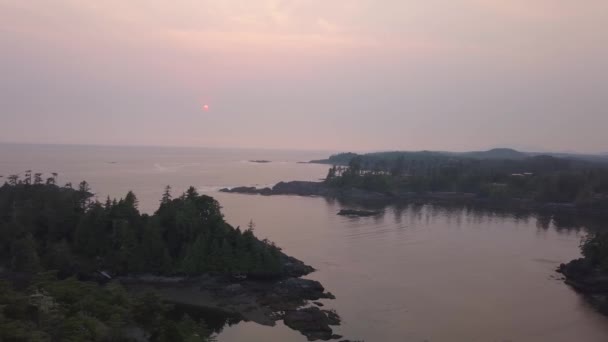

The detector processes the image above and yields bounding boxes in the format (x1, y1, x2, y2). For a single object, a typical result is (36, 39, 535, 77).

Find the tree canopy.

(0, 178, 285, 278)
(323, 153, 608, 207)
(0, 175, 291, 341)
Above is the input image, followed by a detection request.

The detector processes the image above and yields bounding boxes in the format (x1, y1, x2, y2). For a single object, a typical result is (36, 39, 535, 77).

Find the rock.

(220, 181, 331, 197)
(313, 301, 324, 307)
(277, 278, 333, 301)
(337, 209, 381, 217)
(325, 309, 340, 325)
(281, 256, 316, 277)
(283, 307, 340, 341)
(219, 186, 264, 194)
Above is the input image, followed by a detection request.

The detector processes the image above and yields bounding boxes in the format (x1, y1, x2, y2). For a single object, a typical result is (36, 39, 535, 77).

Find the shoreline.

(219, 180, 608, 217)
(120, 273, 344, 341)
(558, 260, 608, 316)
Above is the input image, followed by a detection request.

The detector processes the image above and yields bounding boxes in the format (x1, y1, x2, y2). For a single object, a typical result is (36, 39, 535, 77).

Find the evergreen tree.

(161, 185, 172, 204)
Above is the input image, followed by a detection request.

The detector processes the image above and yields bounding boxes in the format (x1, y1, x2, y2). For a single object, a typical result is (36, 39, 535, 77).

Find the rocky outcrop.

(220, 181, 384, 199)
(122, 269, 348, 340)
(283, 307, 341, 341)
(281, 255, 316, 278)
(220, 186, 273, 195)
(276, 278, 334, 300)
(220, 181, 607, 217)
(558, 259, 608, 314)
(220, 181, 477, 203)
(337, 209, 382, 217)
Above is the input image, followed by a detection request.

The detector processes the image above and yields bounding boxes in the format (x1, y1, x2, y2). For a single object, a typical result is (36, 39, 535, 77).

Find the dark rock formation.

(127, 274, 341, 340)
(337, 209, 382, 217)
(276, 278, 331, 300)
(220, 181, 474, 203)
(558, 259, 608, 314)
(220, 186, 273, 195)
(282, 255, 316, 278)
(283, 307, 341, 341)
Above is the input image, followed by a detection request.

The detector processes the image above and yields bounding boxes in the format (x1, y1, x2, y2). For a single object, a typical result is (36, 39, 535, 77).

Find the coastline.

(558, 260, 608, 315)
(219, 180, 608, 216)
(120, 273, 342, 341)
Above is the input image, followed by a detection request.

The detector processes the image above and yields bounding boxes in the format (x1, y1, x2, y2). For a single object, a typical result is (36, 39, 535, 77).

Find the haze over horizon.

(1, 1, 607, 153)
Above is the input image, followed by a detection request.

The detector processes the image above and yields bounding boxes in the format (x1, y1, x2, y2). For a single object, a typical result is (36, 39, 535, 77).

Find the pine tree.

(161, 185, 172, 204)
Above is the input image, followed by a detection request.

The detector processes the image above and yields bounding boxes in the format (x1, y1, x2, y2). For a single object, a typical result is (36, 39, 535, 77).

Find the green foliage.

(0, 176, 285, 341)
(0, 177, 286, 278)
(0, 276, 213, 342)
(580, 233, 608, 272)
(323, 153, 608, 206)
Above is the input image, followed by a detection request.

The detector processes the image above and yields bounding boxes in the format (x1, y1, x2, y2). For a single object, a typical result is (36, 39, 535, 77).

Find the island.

(0, 174, 347, 341)
(222, 149, 608, 214)
(249, 160, 272, 163)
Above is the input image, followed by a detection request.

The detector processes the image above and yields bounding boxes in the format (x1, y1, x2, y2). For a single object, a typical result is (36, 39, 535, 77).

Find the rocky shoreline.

(220, 180, 476, 202)
(558, 260, 608, 315)
(119, 256, 353, 341)
(219, 181, 608, 215)
(122, 275, 343, 341)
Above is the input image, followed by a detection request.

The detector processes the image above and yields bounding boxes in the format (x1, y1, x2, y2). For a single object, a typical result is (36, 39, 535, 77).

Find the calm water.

(2, 143, 608, 342)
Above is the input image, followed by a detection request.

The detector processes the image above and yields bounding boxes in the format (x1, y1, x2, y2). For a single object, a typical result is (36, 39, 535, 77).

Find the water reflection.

(327, 197, 606, 237)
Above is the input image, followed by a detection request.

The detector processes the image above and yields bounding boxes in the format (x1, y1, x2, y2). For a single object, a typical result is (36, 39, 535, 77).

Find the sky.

(0, 1, 607, 153)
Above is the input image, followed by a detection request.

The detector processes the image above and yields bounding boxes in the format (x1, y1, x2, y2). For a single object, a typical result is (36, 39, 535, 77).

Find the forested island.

(223, 149, 608, 213)
(0, 174, 343, 341)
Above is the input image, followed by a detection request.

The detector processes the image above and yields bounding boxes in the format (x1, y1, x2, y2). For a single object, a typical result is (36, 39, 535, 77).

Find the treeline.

(0, 174, 293, 341)
(323, 153, 608, 207)
(580, 233, 608, 272)
(0, 176, 284, 277)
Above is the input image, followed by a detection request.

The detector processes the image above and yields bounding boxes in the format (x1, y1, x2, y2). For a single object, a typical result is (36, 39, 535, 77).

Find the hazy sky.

(1, 1, 607, 152)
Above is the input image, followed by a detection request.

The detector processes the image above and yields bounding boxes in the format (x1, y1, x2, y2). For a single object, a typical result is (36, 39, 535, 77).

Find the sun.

(203, 104, 209, 111)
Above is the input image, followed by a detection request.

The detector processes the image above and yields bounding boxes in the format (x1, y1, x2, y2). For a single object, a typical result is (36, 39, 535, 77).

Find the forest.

(322, 152, 608, 207)
(0, 173, 288, 341)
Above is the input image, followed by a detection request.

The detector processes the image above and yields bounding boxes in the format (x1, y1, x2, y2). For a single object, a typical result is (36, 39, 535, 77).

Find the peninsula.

(0, 175, 344, 341)
(221, 149, 608, 214)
